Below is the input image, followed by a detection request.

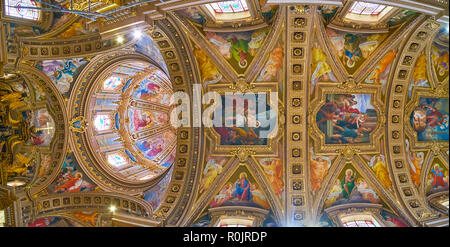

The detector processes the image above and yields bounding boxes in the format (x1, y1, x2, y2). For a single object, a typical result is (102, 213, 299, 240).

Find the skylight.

(208, 0, 249, 14)
(349, 2, 387, 15)
(5, 0, 40, 21)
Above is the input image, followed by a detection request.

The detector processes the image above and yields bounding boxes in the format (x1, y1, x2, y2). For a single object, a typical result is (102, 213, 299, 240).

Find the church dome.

(86, 60, 176, 183)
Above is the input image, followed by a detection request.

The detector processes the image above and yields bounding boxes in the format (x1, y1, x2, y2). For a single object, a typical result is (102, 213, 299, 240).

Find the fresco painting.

(409, 52, 429, 97)
(320, 5, 339, 24)
(431, 27, 449, 82)
(199, 155, 228, 195)
(257, 41, 284, 82)
(258, 158, 283, 197)
(311, 40, 337, 92)
(133, 78, 170, 105)
(410, 97, 449, 142)
(27, 108, 55, 146)
(368, 155, 392, 189)
(176, 7, 206, 27)
(324, 164, 381, 208)
(316, 94, 377, 144)
(134, 34, 169, 74)
(387, 10, 418, 27)
(205, 27, 270, 74)
(405, 139, 425, 187)
(425, 159, 449, 195)
(213, 95, 277, 146)
(27, 217, 83, 227)
(143, 166, 174, 211)
(365, 50, 397, 94)
(310, 148, 332, 192)
(193, 45, 223, 88)
(128, 108, 169, 132)
(380, 210, 409, 227)
(37, 58, 88, 95)
(210, 165, 270, 210)
(47, 155, 96, 194)
(135, 131, 176, 160)
(327, 28, 388, 73)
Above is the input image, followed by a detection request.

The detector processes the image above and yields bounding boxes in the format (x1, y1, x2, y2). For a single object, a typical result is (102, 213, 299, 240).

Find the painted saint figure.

(234, 172, 252, 201)
(341, 169, 356, 199)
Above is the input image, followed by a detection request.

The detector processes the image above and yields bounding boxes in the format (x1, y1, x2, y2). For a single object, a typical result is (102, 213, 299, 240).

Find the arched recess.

(385, 15, 446, 224)
(13, 64, 69, 197)
(139, 16, 203, 226)
(312, 155, 416, 226)
(182, 157, 282, 227)
(68, 51, 175, 194)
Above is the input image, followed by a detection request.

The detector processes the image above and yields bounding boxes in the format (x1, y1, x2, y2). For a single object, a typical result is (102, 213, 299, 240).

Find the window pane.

(94, 115, 112, 131)
(5, 0, 40, 20)
(103, 76, 123, 91)
(107, 153, 127, 168)
(349, 1, 387, 15)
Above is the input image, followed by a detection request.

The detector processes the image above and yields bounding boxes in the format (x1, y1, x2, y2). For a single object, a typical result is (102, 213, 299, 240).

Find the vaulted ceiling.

(0, 0, 448, 227)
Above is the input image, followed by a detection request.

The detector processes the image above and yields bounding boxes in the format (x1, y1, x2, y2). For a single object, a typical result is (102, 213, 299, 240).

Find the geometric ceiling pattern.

(0, 0, 448, 228)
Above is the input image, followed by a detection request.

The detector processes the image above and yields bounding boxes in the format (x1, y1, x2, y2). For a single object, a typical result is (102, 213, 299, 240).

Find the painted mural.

(135, 34, 169, 74)
(176, 6, 206, 27)
(409, 52, 429, 97)
(425, 159, 449, 195)
(368, 154, 392, 189)
(58, 18, 91, 39)
(132, 78, 171, 105)
(380, 210, 409, 227)
(405, 139, 425, 187)
(311, 40, 337, 92)
(128, 108, 169, 132)
(324, 164, 381, 208)
(210, 165, 270, 210)
(387, 10, 418, 27)
(36, 153, 52, 182)
(213, 95, 277, 145)
(47, 154, 96, 194)
(257, 40, 284, 82)
(431, 27, 449, 82)
(205, 27, 270, 74)
(258, 157, 283, 197)
(27, 216, 84, 227)
(199, 155, 228, 195)
(365, 50, 397, 94)
(37, 58, 89, 95)
(410, 97, 449, 142)
(193, 45, 223, 88)
(310, 148, 332, 192)
(192, 214, 211, 227)
(319, 5, 339, 24)
(143, 166, 174, 211)
(327, 28, 388, 73)
(316, 94, 377, 144)
(135, 131, 176, 161)
(260, 0, 278, 23)
(27, 108, 55, 146)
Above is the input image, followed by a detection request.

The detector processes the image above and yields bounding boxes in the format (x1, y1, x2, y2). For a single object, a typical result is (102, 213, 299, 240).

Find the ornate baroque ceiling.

(0, 0, 449, 227)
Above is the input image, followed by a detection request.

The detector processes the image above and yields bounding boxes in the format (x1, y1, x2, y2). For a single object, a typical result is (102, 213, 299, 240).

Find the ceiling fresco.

(0, 0, 449, 228)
